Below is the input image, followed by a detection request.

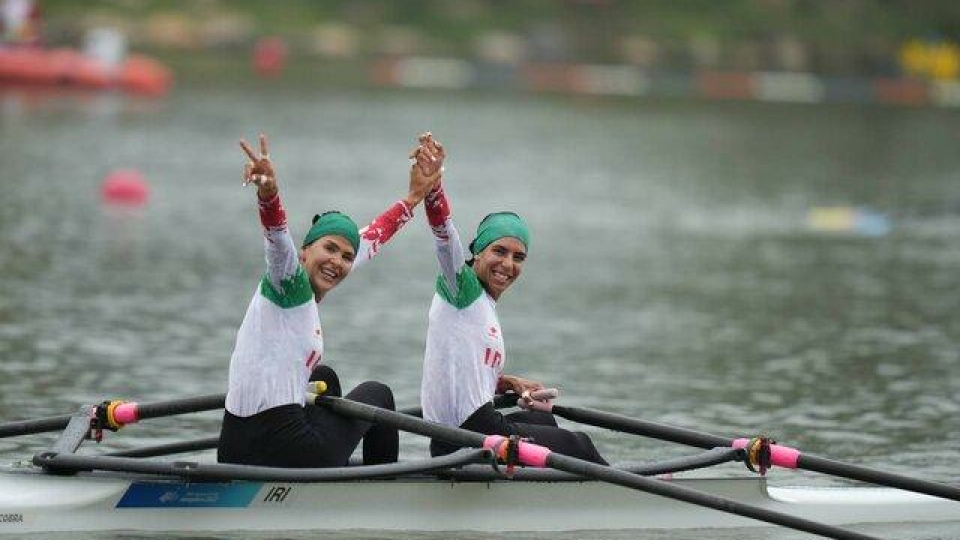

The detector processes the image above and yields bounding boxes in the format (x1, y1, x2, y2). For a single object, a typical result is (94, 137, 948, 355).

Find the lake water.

(0, 85, 958, 539)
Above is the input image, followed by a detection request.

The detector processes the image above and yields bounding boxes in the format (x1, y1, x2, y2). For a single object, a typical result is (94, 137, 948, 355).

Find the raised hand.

(240, 133, 277, 198)
(404, 132, 444, 208)
(416, 131, 445, 177)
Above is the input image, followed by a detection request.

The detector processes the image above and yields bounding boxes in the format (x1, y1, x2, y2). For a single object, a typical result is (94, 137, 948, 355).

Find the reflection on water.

(1, 86, 959, 538)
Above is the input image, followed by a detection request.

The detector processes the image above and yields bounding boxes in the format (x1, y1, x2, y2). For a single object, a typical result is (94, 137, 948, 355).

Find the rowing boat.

(1, 394, 958, 538)
(0, 461, 956, 534)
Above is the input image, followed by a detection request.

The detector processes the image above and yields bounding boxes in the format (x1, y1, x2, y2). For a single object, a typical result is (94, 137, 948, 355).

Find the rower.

(414, 133, 607, 464)
(217, 133, 440, 468)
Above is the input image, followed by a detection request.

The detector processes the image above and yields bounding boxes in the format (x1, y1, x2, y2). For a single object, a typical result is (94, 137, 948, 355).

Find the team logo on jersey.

(488, 326, 499, 338)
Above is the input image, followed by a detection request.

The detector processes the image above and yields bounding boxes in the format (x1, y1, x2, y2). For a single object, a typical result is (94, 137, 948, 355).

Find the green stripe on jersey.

(436, 266, 484, 309)
(260, 266, 314, 308)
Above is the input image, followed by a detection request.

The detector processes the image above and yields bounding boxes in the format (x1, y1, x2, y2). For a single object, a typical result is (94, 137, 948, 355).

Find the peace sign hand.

(240, 133, 278, 198)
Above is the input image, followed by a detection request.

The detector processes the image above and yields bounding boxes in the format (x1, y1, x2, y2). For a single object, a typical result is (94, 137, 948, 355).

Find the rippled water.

(1, 86, 959, 538)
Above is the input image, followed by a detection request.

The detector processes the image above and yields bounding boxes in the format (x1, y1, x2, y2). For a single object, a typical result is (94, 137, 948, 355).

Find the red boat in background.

(1, 0, 171, 96)
(0, 46, 171, 96)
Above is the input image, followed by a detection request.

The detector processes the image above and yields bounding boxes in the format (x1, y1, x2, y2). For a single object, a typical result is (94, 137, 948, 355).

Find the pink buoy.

(252, 37, 287, 78)
(101, 169, 149, 206)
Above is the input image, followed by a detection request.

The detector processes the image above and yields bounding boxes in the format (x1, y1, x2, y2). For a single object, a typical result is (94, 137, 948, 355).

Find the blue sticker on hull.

(117, 481, 262, 508)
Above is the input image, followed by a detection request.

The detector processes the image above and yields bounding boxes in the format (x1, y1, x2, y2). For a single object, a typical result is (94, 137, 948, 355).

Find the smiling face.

(473, 236, 527, 301)
(299, 235, 356, 300)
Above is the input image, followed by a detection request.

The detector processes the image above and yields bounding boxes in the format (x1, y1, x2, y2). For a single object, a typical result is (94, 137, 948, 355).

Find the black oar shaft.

(546, 453, 876, 540)
(106, 436, 221, 458)
(318, 397, 878, 540)
(1, 389, 508, 439)
(320, 396, 484, 448)
(102, 403, 431, 458)
(0, 415, 77, 438)
(133, 394, 224, 420)
(552, 404, 960, 503)
(0, 393, 227, 438)
(552, 405, 729, 448)
(799, 454, 960, 502)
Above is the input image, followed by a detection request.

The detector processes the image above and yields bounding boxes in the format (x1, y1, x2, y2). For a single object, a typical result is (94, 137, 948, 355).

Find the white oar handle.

(528, 388, 559, 401)
(518, 388, 559, 412)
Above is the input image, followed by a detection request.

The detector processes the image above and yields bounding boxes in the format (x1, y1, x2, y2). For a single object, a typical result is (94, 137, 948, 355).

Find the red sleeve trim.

(257, 192, 287, 229)
(359, 200, 413, 245)
(424, 182, 451, 229)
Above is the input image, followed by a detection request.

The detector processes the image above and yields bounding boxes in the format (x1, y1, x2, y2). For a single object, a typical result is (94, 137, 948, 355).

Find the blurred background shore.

(6, 0, 960, 105)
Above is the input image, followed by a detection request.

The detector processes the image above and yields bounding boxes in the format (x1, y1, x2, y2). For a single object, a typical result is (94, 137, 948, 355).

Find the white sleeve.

(434, 218, 466, 297)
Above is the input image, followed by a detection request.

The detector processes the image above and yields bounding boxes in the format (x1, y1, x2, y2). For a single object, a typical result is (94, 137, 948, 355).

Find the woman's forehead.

(320, 235, 356, 255)
(488, 236, 526, 254)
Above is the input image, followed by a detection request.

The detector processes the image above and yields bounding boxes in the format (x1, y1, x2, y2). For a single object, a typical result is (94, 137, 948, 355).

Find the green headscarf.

(302, 211, 360, 252)
(471, 212, 530, 255)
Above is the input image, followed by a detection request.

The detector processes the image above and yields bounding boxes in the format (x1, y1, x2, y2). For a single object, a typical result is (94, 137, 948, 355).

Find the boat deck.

(1, 463, 957, 534)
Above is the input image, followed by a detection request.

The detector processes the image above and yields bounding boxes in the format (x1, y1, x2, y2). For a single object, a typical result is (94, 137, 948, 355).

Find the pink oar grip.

(518, 441, 552, 467)
(482, 435, 552, 468)
(483, 435, 506, 454)
(112, 403, 140, 425)
(733, 438, 801, 469)
(770, 445, 802, 469)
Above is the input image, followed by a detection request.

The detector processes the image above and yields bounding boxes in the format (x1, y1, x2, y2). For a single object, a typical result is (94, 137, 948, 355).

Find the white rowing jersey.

(421, 183, 505, 427)
(225, 193, 413, 417)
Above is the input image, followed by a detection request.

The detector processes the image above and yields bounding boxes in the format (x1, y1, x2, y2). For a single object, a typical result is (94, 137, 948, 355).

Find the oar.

(316, 395, 879, 540)
(546, 403, 960, 503)
(101, 402, 435, 458)
(0, 387, 519, 439)
(0, 394, 226, 438)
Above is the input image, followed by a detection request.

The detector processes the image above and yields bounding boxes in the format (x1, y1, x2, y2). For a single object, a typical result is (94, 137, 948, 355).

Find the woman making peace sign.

(218, 134, 440, 467)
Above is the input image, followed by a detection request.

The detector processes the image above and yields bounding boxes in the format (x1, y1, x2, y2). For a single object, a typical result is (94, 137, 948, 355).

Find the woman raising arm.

(416, 133, 606, 464)
(218, 134, 440, 468)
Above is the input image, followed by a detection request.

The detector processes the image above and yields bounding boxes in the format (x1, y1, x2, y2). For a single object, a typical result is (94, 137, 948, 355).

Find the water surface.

(1, 86, 958, 539)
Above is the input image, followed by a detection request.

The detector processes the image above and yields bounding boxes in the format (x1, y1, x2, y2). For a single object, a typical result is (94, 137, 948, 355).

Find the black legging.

(430, 402, 608, 465)
(218, 365, 398, 467)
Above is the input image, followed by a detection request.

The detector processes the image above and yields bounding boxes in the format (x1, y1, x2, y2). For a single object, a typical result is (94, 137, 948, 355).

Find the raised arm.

(351, 138, 442, 271)
(417, 133, 466, 297)
(240, 134, 300, 291)
(426, 182, 465, 293)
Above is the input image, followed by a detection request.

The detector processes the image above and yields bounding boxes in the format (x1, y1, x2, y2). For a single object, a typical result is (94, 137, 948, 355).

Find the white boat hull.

(1, 465, 957, 534)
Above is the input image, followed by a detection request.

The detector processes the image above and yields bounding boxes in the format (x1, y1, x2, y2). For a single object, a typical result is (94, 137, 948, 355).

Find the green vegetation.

(32, 0, 960, 76)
